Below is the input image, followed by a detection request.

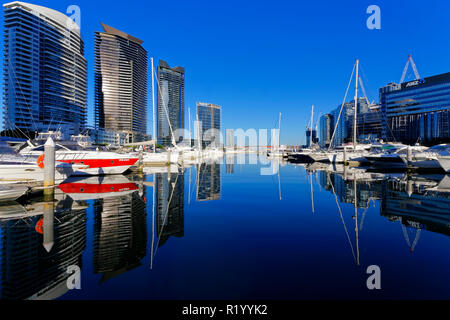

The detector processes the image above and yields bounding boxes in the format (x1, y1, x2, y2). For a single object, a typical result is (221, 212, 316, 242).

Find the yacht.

(0, 142, 85, 183)
(401, 144, 450, 170)
(365, 145, 427, 168)
(437, 150, 450, 173)
(19, 132, 138, 175)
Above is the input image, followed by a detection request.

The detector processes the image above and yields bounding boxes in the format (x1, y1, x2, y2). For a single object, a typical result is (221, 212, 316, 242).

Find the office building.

(305, 129, 317, 147)
(379, 72, 450, 144)
(157, 60, 184, 146)
(94, 23, 147, 143)
(3, 1, 87, 136)
(319, 114, 333, 148)
(197, 102, 221, 148)
(321, 98, 374, 147)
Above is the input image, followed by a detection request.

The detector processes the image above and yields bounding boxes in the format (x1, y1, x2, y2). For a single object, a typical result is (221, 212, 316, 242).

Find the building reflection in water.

(225, 155, 234, 174)
(93, 192, 147, 283)
(156, 172, 184, 247)
(380, 176, 450, 245)
(317, 169, 450, 254)
(197, 162, 221, 201)
(0, 195, 87, 300)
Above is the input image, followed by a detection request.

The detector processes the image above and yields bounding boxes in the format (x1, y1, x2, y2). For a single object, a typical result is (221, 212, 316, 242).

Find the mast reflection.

(156, 171, 184, 247)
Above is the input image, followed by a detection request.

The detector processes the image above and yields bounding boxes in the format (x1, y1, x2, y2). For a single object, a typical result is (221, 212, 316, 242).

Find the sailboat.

(142, 57, 180, 166)
(327, 59, 371, 164)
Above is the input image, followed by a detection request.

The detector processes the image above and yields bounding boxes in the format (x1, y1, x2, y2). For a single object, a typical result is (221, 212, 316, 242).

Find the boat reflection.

(58, 175, 138, 201)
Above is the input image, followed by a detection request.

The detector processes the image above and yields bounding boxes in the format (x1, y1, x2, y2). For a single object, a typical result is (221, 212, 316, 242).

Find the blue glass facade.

(3, 2, 87, 134)
(157, 60, 185, 146)
(380, 73, 450, 144)
(197, 102, 221, 148)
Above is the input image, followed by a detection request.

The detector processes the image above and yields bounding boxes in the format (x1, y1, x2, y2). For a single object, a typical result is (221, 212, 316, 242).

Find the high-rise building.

(305, 129, 317, 148)
(157, 60, 185, 146)
(379, 72, 450, 144)
(94, 23, 147, 143)
(325, 98, 371, 147)
(197, 102, 221, 148)
(319, 114, 333, 148)
(225, 129, 234, 150)
(3, 1, 87, 136)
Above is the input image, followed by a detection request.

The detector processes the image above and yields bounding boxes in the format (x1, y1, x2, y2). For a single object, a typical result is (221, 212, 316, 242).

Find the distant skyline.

(1, 0, 450, 144)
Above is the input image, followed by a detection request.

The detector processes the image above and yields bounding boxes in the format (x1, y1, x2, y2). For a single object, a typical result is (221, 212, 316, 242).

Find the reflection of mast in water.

(309, 171, 314, 213)
(155, 171, 184, 248)
(0, 200, 86, 300)
(327, 172, 359, 266)
(93, 192, 146, 283)
(353, 173, 360, 266)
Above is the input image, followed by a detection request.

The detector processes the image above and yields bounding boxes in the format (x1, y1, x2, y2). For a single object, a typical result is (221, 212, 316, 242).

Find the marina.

(0, 0, 449, 305)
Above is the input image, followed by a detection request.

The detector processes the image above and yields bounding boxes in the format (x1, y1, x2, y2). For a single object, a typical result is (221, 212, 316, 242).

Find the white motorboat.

(142, 149, 179, 165)
(0, 142, 87, 183)
(19, 140, 138, 175)
(437, 151, 450, 173)
(308, 151, 331, 162)
(327, 144, 372, 163)
(365, 145, 427, 168)
(0, 184, 29, 201)
(401, 144, 450, 170)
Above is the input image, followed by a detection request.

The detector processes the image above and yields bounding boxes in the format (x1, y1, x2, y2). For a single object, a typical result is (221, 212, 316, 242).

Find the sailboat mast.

(353, 59, 359, 148)
(310, 105, 314, 147)
(188, 106, 191, 147)
(278, 112, 281, 153)
(151, 57, 156, 153)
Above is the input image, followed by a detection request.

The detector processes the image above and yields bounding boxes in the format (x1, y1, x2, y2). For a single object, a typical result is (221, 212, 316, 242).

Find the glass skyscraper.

(157, 60, 184, 146)
(3, 1, 87, 135)
(197, 102, 221, 148)
(94, 23, 147, 143)
(379, 72, 450, 144)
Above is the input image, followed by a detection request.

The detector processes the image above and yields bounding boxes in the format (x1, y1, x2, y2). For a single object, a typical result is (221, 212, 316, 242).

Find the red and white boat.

(58, 175, 138, 200)
(19, 134, 138, 176)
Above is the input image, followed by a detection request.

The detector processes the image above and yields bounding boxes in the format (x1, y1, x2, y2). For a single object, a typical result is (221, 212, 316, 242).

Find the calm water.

(1, 155, 450, 300)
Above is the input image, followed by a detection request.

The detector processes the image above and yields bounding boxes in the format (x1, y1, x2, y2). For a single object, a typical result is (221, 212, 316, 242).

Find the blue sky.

(1, 0, 450, 144)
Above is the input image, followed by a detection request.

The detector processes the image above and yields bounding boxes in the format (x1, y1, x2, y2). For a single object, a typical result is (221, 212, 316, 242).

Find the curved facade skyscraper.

(94, 23, 147, 143)
(3, 1, 87, 134)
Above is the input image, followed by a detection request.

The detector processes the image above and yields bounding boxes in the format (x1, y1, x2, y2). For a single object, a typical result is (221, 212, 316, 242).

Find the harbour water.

(1, 155, 450, 300)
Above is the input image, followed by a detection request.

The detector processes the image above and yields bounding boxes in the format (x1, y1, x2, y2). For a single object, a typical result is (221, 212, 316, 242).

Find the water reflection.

(0, 195, 87, 300)
(197, 162, 221, 201)
(0, 157, 449, 299)
(156, 171, 184, 247)
(312, 165, 450, 256)
(93, 192, 147, 283)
